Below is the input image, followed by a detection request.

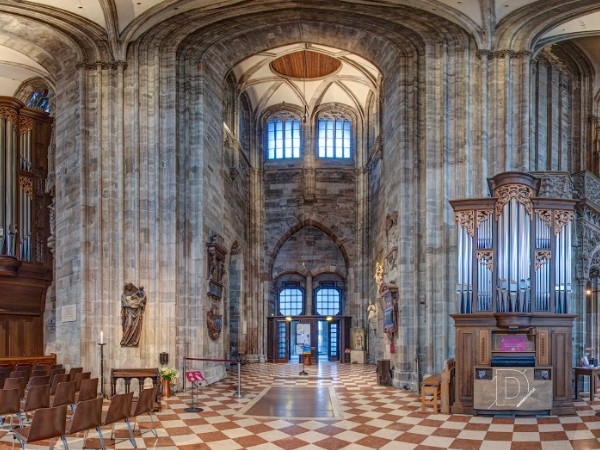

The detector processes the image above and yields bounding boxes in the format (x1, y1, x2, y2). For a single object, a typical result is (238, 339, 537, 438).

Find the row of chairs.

(7, 387, 158, 449)
(0, 365, 84, 393)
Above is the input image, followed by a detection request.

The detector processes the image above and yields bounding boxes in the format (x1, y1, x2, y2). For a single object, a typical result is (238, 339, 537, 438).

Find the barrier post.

(233, 360, 243, 397)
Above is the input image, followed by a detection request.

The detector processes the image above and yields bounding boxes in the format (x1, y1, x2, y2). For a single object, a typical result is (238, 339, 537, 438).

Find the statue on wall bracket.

(120, 283, 146, 347)
(207, 305, 222, 341)
(207, 234, 228, 300)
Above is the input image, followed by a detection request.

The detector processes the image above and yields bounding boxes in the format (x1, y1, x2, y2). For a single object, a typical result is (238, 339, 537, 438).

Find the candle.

(100, 330, 104, 344)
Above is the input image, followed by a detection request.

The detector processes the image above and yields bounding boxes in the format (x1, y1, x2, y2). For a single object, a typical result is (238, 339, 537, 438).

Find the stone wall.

(35, 3, 598, 394)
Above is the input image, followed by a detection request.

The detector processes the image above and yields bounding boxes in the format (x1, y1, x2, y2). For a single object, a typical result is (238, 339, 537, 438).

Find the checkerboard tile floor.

(1, 362, 599, 449)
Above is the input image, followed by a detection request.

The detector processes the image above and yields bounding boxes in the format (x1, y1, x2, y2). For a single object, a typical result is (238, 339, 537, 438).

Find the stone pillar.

(306, 273, 313, 315)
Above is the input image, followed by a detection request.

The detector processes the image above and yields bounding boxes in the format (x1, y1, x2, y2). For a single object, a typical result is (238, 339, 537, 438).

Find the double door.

(268, 316, 349, 363)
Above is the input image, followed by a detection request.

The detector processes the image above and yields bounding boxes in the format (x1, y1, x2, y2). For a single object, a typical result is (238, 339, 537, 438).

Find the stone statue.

(120, 283, 147, 347)
(375, 262, 384, 292)
(367, 300, 377, 322)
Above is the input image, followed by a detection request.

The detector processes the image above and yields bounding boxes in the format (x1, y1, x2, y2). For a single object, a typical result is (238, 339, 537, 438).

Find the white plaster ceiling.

(3, 0, 600, 98)
(0, 45, 51, 96)
(231, 43, 381, 116)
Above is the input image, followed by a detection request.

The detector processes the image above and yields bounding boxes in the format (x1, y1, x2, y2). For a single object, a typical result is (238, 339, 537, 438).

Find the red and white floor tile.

(1, 362, 599, 449)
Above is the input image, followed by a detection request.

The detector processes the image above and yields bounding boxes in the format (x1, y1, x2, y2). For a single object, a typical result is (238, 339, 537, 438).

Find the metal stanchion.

(233, 361, 243, 397)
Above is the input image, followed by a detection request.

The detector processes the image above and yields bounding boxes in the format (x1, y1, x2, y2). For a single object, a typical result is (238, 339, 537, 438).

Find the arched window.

(279, 288, 303, 316)
(267, 112, 301, 160)
(317, 111, 351, 159)
(26, 89, 51, 114)
(315, 288, 341, 316)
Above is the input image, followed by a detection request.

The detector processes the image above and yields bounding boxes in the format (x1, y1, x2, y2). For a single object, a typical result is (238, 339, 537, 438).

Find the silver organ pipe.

(452, 175, 575, 318)
(6, 121, 17, 257)
(0, 119, 5, 254)
(477, 214, 493, 311)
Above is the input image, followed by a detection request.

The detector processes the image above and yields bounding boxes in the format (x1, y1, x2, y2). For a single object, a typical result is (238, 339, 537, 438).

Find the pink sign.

(186, 371, 205, 382)
(499, 336, 527, 352)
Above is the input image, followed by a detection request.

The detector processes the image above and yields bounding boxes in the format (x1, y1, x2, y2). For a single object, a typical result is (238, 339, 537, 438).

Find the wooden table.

(573, 366, 600, 402)
(110, 368, 162, 410)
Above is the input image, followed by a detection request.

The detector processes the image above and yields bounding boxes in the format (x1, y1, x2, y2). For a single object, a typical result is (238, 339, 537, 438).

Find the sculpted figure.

(367, 300, 377, 322)
(120, 283, 146, 347)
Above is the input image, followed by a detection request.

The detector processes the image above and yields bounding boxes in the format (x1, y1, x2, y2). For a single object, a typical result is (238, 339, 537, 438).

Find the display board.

(474, 367, 552, 411)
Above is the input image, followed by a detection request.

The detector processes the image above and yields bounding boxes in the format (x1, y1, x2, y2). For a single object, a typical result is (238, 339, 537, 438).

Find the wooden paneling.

(271, 51, 341, 79)
(552, 329, 572, 402)
(0, 315, 43, 357)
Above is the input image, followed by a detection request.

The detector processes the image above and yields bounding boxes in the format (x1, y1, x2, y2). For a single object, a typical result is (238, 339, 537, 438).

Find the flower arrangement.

(159, 367, 179, 383)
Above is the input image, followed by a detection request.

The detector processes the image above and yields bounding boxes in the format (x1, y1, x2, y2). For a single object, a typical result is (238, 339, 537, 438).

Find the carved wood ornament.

(494, 184, 534, 220)
(536, 209, 552, 229)
(535, 250, 551, 271)
(476, 250, 493, 272)
(454, 210, 475, 237)
(553, 210, 573, 235)
(476, 210, 492, 229)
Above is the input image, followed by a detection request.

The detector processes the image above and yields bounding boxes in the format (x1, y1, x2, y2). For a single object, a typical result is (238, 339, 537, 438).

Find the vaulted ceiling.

(3, 0, 600, 98)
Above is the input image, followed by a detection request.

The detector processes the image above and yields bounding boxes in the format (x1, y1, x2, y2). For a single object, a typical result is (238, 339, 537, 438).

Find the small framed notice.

(61, 305, 77, 323)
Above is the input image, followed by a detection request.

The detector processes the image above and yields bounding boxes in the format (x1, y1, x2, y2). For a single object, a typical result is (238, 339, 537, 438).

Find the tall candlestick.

(100, 330, 104, 344)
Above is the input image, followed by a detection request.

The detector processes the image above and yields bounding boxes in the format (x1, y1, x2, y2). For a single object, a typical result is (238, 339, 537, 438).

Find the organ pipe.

(451, 173, 575, 317)
(0, 97, 52, 266)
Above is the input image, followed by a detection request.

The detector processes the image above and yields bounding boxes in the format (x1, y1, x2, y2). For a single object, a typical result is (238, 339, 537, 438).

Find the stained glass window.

(267, 113, 301, 159)
(26, 89, 50, 113)
(317, 112, 351, 158)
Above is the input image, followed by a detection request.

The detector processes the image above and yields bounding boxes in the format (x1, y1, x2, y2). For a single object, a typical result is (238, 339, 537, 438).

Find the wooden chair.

(421, 374, 441, 413)
(30, 369, 47, 379)
(31, 365, 48, 374)
(66, 396, 105, 449)
(50, 373, 67, 396)
(48, 368, 65, 388)
(50, 364, 63, 370)
(100, 392, 135, 447)
(0, 388, 22, 428)
(4, 377, 26, 401)
(26, 376, 49, 391)
(74, 372, 91, 392)
(11, 405, 68, 449)
(0, 372, 7, 389)
(51, 381, 76, 412)
(20, 384, 50, 423)
(129, 387, 158, 438)
(68, 367, 83, 382)
(77, 378, 98, 403)
(10, 369, 29, 384)
(14, 364, 31, 375)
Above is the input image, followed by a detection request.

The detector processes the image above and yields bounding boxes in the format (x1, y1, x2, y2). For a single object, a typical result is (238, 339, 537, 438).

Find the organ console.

(450, 172, 576, 415)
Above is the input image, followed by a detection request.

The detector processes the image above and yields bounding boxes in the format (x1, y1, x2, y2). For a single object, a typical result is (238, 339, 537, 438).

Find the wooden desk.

(573, 366, 600, 402)
(110, 368, 161, 410)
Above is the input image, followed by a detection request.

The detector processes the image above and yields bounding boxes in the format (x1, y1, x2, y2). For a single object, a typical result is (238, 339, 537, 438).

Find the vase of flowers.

(159, 367, 179, 398)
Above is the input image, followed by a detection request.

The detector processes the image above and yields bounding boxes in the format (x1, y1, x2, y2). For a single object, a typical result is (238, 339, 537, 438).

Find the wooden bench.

(440, 358, 455, 413)
(421, 374, 441, 413)
(0, 354, 57, 372)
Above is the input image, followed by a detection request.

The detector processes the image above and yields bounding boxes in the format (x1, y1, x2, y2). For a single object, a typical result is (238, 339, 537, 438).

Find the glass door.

(328, 320, 339, 361)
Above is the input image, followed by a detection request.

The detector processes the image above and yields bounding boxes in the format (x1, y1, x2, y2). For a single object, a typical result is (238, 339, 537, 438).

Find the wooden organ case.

(0, 97, 53, 357)
(450, 172, 576, 415)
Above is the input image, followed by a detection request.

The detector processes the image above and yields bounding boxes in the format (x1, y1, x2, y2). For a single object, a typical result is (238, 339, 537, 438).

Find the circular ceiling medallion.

(270, 51, 342, 79)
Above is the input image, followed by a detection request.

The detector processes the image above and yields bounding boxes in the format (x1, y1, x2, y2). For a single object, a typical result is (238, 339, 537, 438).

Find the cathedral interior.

(1, 0, 600, 447)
